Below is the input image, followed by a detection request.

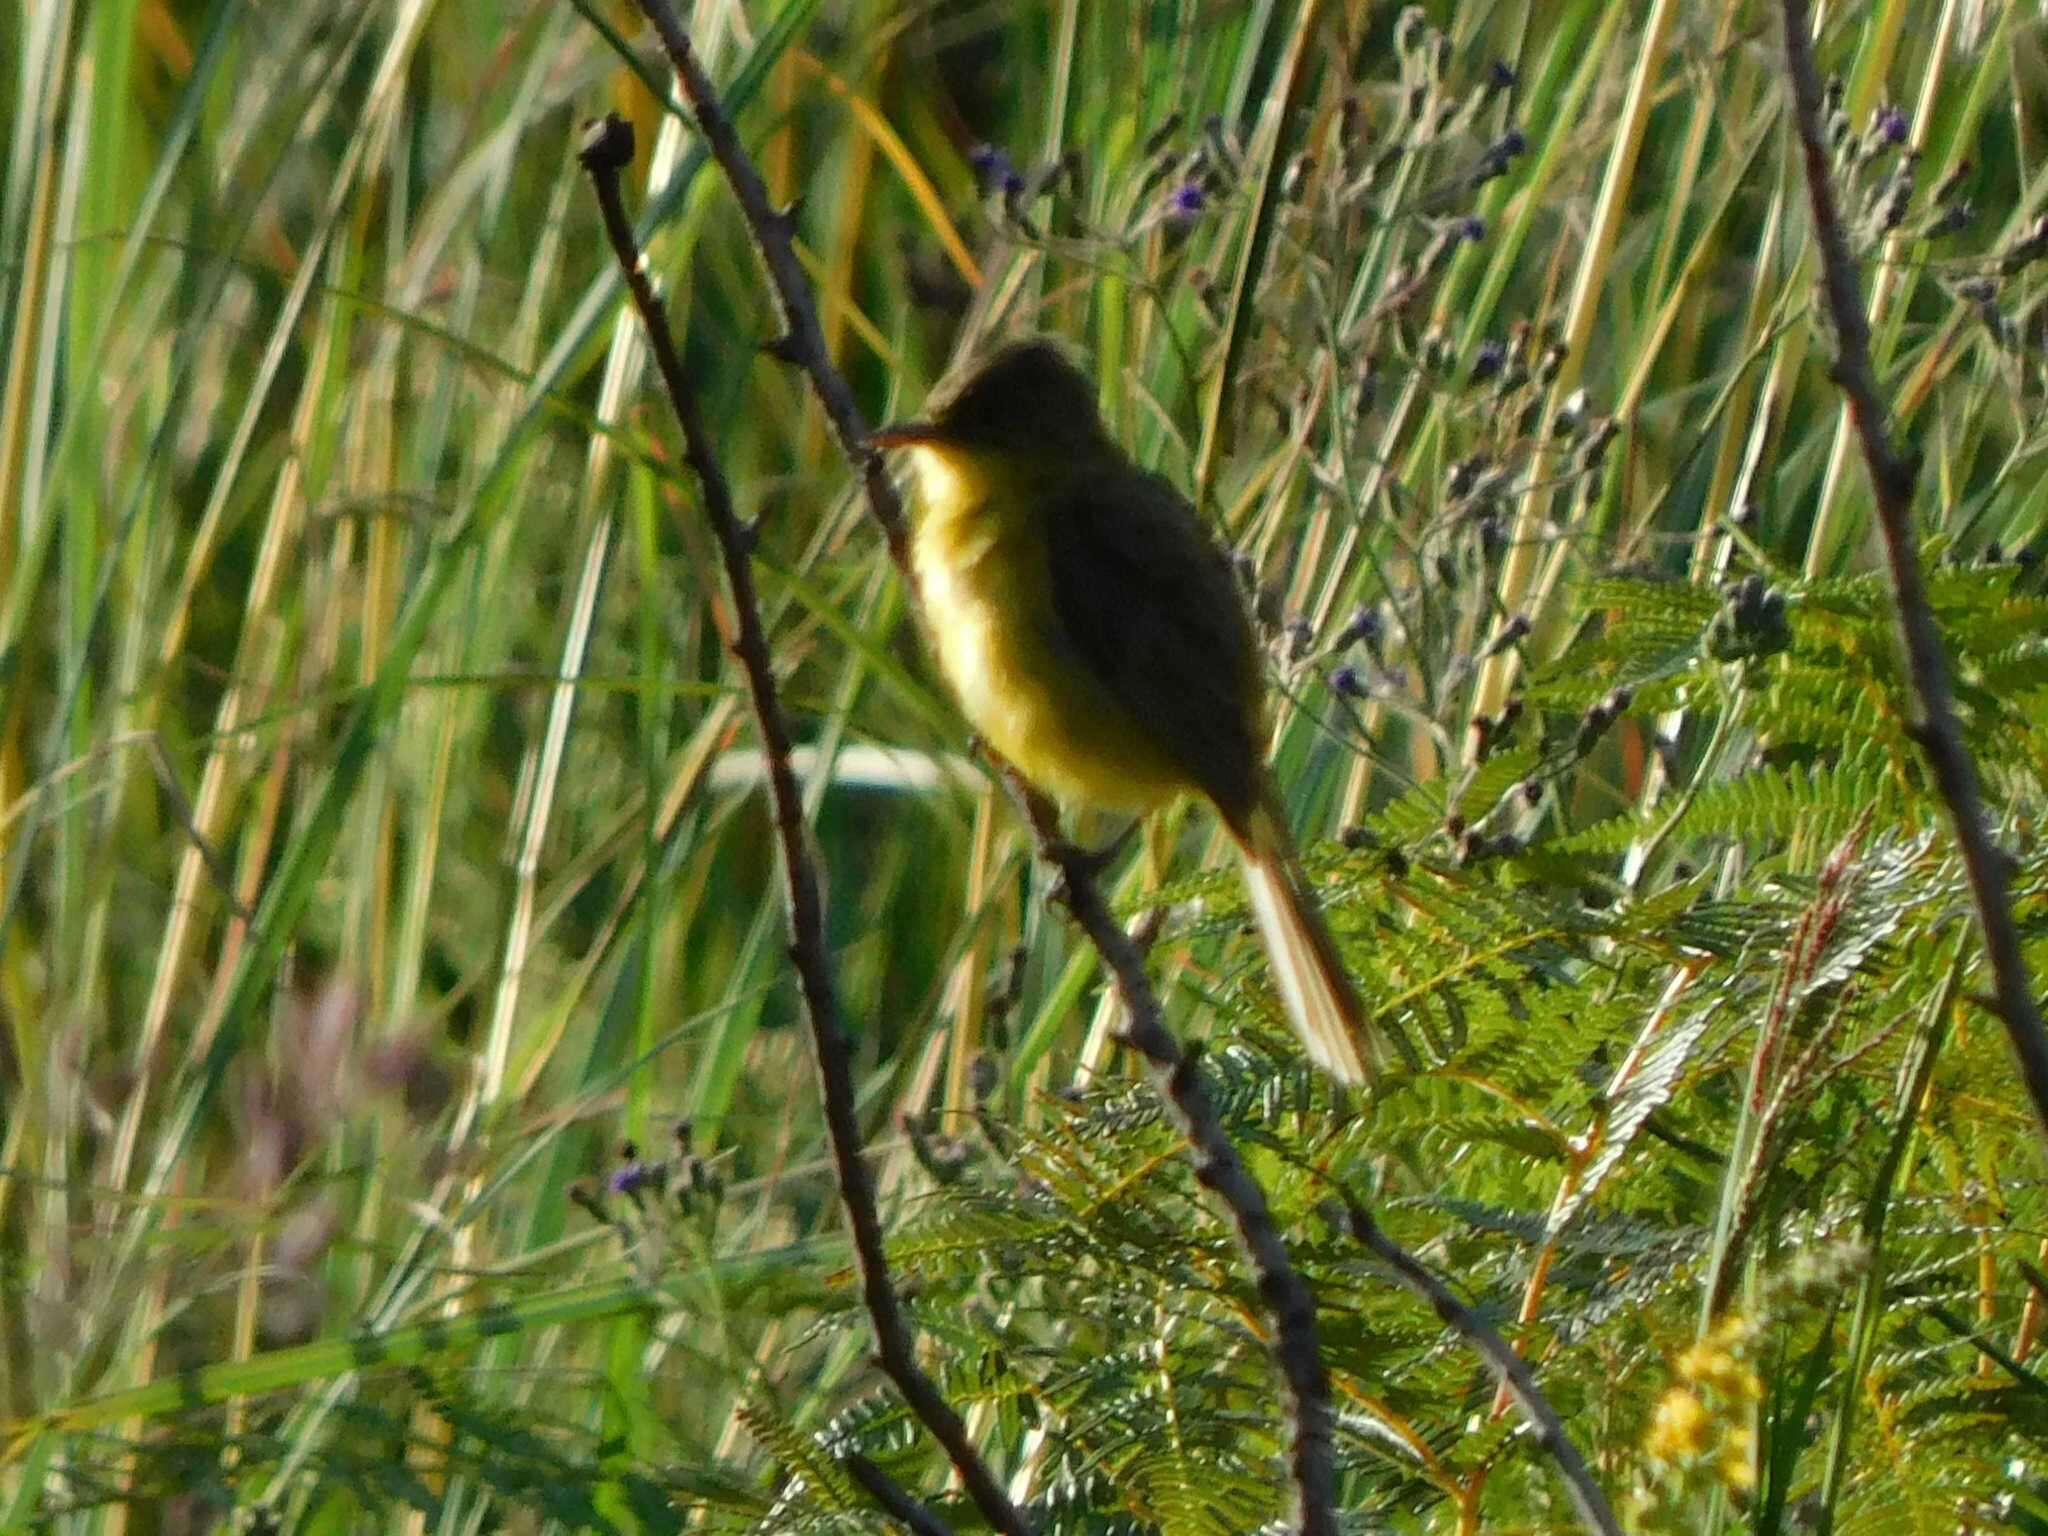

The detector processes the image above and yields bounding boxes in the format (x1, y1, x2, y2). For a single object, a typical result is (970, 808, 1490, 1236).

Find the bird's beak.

(868, 419, 943, 450)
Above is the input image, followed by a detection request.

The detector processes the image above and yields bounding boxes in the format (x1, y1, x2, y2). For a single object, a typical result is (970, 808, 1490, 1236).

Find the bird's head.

(871, 339, 1109, 466)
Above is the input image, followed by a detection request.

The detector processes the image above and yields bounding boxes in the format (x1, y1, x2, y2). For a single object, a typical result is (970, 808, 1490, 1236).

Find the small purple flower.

(1487, 60, 1517, 93)
(1496, 128, 1526, 159)
(609, 1158, 654, 1197)
(970, 143, 1017, 193)
(1876, 103, 1908, 146)
(1331, 665, 1368, 699)
(1470, 337, 1507, 383)
(1336, 604, 1382, 651)
(1458, 215, 1488, 244)
(1166, 180, 1207, 228)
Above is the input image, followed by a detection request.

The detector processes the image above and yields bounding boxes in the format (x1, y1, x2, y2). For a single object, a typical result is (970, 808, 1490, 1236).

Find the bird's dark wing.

(1042, 466, 1266, 831)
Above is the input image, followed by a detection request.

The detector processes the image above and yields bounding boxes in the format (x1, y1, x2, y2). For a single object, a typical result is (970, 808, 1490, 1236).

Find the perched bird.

(872, 338, 1402, 1083)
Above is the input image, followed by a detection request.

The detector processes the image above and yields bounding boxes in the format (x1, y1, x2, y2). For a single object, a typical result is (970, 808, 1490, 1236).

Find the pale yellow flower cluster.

(1642, 1315, 1762, 1499)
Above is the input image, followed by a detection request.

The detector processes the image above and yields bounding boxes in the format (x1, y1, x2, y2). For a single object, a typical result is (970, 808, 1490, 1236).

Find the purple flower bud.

(1001, 168, 1026, 197)
(1458, 215, 1488, 243)
(1331, 665, 1367, 699)
(1487, 60, 1517, 92)
(1876, 103, 1908, 146)
(1470, 129, 1526, 188)
(1470, 337, 1506, 382)
(1166, 180, 1207, 227)
(969, 143, 1010, 181)
(1336, 604, 1382, 650)
(608, 1158, 654, 1197)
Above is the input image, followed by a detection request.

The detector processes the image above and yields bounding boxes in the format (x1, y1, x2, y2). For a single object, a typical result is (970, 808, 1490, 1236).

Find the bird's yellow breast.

(903, 444, 1188, 812)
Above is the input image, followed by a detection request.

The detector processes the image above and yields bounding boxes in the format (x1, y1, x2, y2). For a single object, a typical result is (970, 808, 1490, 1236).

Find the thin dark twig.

(576, 116, 1030, 1536)
(1334, 1202, 1625, 1536)
(632, 0, 909, 570)
(1007, 776, 1339, 1536)
(843, 1453, 959, 1536)
(1778, 0, 2048, 1143)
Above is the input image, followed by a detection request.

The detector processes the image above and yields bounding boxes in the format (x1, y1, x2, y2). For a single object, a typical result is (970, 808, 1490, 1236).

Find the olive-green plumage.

(875, 339, 1394, 1084)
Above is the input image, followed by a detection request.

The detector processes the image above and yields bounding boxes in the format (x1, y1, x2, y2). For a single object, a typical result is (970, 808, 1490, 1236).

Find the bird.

(871, 337, 1404, 1083)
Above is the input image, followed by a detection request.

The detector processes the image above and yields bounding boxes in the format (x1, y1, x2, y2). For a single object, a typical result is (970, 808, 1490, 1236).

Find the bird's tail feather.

(1237, 802, 1392, 1086)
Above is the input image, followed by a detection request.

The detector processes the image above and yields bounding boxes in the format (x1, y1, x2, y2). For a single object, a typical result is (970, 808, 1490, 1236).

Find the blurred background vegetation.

(6, 0, 2048, 1529)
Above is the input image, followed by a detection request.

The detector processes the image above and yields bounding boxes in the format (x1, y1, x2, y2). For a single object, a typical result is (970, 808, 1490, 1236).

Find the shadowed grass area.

(5, 1, 2048, 1530)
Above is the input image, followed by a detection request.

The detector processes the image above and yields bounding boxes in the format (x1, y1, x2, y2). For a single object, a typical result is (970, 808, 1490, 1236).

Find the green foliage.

(8, 1, 2048, 1533)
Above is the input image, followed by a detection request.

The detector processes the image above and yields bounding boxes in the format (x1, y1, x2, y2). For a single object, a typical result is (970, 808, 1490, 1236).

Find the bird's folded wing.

(1042, 469, 1265, 831)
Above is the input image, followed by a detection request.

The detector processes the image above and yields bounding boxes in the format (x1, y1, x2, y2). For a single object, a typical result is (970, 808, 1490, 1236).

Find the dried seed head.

(970, 1052, 1000, 1102)
(1580, 417, 1619, 470)
(1350, 362, 1379, 420)
(1471, 127, 1526, 186)
(1923, 200, 1972, 239)
(1142, 112, 1185, 162)
(1286, 616, 1315, 661)
(1485, 613, 1531, 657)
(1394, 5, 1429, 55)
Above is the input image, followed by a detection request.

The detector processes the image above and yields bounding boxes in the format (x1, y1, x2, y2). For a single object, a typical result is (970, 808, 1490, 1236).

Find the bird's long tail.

(1236, 799, 1396, 1086)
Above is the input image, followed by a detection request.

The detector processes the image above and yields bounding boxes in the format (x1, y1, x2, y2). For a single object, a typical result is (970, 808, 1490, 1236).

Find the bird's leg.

(976, 744, 1138, 877)
(992, 765, 1139, 898)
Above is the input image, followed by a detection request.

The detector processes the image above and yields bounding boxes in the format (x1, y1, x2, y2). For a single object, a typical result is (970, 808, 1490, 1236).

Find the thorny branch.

(1334, 1202, 1625, 1536)
(1008, 777, 1340, 1536)
(633, 0, 909, 570)
(1778, 0, 2048, 1145)
(578, 115, 1005, 1536)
